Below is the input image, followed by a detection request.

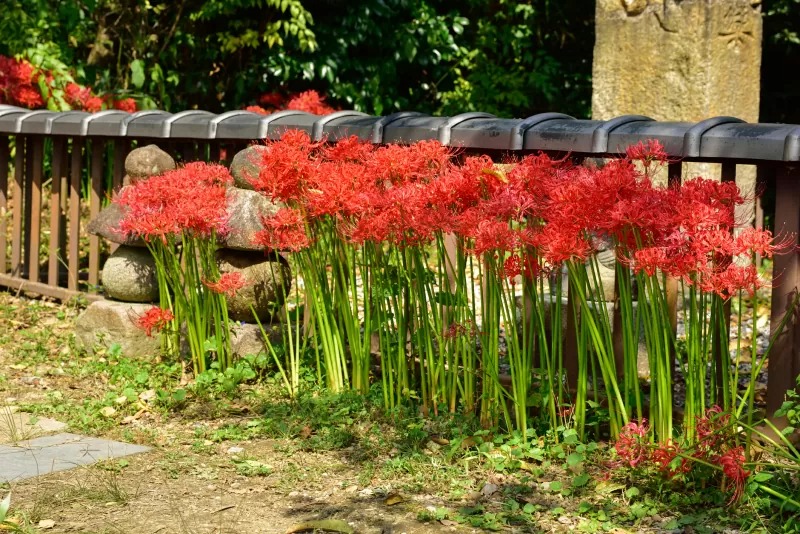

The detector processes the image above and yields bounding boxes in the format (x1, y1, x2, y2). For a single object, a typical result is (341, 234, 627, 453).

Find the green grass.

(2, 290, 797, 533)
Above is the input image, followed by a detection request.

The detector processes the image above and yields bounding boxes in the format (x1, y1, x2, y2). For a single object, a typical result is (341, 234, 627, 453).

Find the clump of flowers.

(116, 162, 234, 373)
(243, 89, 336, 116)
(136, 307, 175, 337)
(0, 54, 138, 112)
(611, 406, 753, 505)
(244, 130, 787, 443)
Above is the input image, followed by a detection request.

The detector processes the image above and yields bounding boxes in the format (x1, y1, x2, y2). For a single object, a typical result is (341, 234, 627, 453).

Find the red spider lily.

(717, 446, 750, 504)
(651, 441, 691, 479)
(625, 139, 669, 169)
(112, 98, 138, 113)
(116, 162, 231, 242)
(707, 263, 763, 298)
(615, 419, 650, 468)
(443, 320, 478, 340)
(695, 405, 731, 456)
(250, 130, 320, 203)
(0, 56, 44, 108)
(136, 307, 174, 337)
(10, 85, 44, 108)
(203, 272, 249, 297)
(364, 140, 453, 186)
(254, 207, 311, 252)
(320, 135, 375, 164)
(245, 105, 270, 115)
(64, 82, 103, 112)
(471, 220, 519, 256)
(504, 254, 522, 281)
(733, 227, 794, 258)
(286, 90, 335, 115)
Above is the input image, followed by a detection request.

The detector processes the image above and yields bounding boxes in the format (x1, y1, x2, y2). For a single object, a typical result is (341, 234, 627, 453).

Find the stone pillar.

(592, 0, 762, 206)
(593, 0, 761, 123)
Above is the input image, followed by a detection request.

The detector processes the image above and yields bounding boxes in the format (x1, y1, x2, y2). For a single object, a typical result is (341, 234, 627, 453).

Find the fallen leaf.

(384, 493, 405, 506)
(99, 406, 116, 418)
(38, 519, 56, 529)
(299, 425, 313, 439)
(284, 519, 354, 534)
(595, 480, 626, 495)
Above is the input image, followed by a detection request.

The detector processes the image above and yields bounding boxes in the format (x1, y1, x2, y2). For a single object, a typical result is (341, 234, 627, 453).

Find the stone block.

(221, 187, 281, 251)
(230, 145, 270, 190)
(230, 322, 286, 358)
(74, 300, 161, 358)
(101, 246, 159, 303)
(216, 250, 291, 323)
(0, 433, 150, 483)
(125, 144, 175, 179)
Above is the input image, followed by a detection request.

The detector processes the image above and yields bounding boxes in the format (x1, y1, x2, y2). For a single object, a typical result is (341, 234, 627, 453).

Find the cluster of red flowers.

(614, 407, 751, 504)
(244, 89, 336, 116)
(247, 132, 783, 299)
(203, 272, 249, 297)
(0, 55, 44, 108)
(136, 306, 175, 337)
(0, 55, 138, 112)
(115, 162, 232, 243)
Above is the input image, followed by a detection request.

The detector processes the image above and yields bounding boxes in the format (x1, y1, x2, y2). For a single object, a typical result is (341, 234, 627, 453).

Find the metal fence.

(0, 105, 798, 413)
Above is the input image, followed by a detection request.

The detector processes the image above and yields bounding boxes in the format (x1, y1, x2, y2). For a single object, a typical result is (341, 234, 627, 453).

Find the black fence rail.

(0, 104, 798, 414)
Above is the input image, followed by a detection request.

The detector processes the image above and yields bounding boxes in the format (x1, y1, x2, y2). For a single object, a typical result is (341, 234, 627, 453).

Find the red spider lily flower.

(522, 254, 542, 281)
(136, 306, 174, 337)
(625, 139, 669, 168)
(717, 446, 750, 505)
(364, 140, 453, 186)
(203, 272, 249, 297)
(0, 56, 45, 108)
(64, 82, 104, 112)
(321, 135, 375, 164)
(245, 105, 270, 115)
(651, 441, 691, 479)
(615, 419, 650, 468)
(254, 207, 311, 252)
(286, 90, 335, 115)
(250, 130, 320, 203)
(504, 254, 522, 281)
(733, 227, 794, 258)
(113, 98, 138, 113)
(695, 405, 731, 456)
(116, 162, 232, 242)
(709, 263, 763, 299)
(471, 220, 519, 256)
(443, 320, 478, 340)
(10, 85, 44, 108)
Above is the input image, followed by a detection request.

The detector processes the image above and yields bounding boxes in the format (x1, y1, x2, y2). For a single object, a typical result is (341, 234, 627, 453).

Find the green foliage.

(270, 0, 593, 117)
(0, 0, 318, 110)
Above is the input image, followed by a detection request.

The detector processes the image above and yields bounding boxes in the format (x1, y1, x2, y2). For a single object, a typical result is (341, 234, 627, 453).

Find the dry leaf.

(299, 425, 313, 439)
(383, 493, 405, 506)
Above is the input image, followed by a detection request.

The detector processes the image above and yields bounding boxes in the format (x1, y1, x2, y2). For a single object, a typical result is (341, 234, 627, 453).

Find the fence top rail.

(1, 105, 800, 162)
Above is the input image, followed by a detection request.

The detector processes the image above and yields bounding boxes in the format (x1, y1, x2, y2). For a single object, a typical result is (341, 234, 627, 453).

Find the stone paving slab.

(0, 432, 151, 483)
(1, 407, 68, 444)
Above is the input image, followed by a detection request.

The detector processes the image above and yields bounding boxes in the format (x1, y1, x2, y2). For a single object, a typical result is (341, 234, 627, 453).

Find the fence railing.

(0, 104, 798, 414)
